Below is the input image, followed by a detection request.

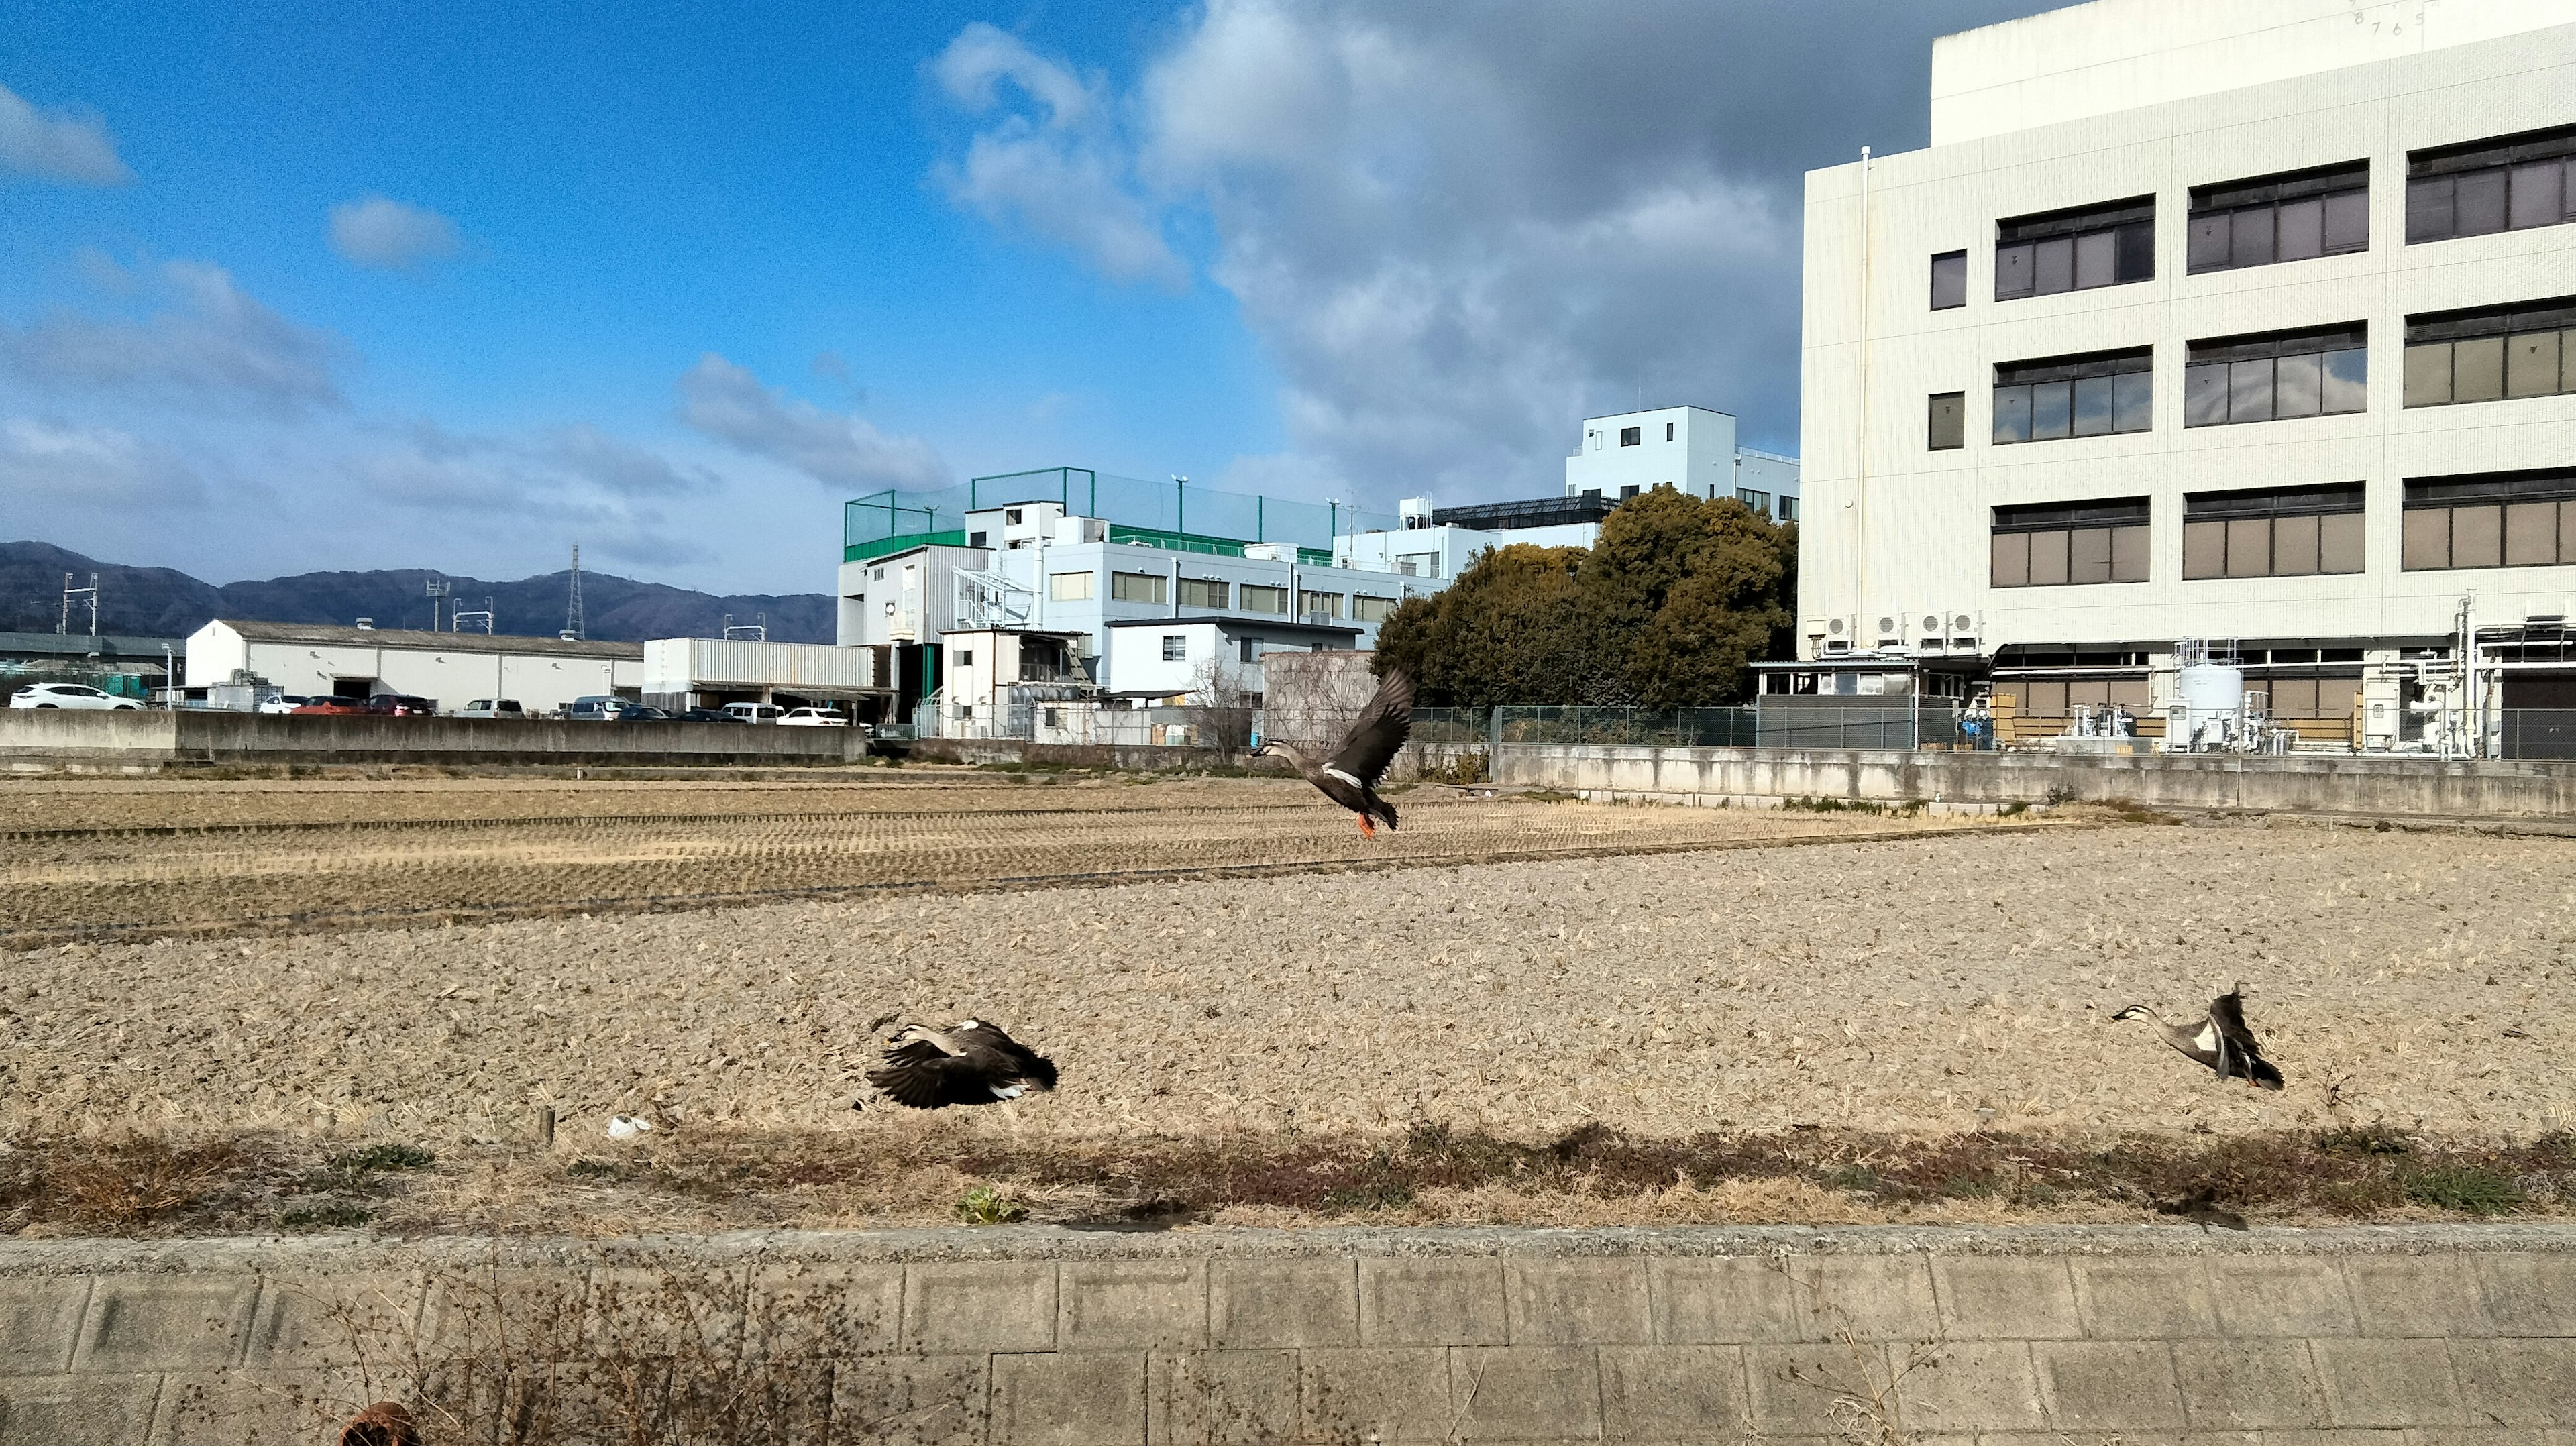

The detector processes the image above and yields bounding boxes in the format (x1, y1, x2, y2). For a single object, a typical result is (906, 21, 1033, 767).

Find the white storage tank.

(2164, 638, 2247, 752)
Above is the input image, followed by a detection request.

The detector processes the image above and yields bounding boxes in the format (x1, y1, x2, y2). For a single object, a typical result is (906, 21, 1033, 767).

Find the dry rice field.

(0, 771, 1987, 946)
(1, 770, 2571, 1233)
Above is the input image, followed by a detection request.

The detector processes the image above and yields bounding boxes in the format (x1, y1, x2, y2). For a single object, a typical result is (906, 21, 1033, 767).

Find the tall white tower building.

(1799, 0, 2576, 745)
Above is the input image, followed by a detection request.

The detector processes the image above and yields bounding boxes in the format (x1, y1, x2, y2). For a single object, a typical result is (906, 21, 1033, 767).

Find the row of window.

(1928, 122, 2576, 311)
(2402, 297, 2576, 408)
(1932, 297, 2576, 450)
(1051, 570, 1397, 621)
(1985, 475, 2576, 587)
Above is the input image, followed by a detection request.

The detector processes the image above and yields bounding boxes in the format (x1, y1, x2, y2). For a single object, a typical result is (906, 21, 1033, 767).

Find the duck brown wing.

(1327, 669, 1414, 787)
(2210, 991, 2286, 1090)
(868, 1039, 979, 1109)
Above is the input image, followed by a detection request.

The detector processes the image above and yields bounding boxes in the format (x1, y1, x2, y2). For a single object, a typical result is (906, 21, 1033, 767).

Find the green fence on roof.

(844, 467, 1397, 563)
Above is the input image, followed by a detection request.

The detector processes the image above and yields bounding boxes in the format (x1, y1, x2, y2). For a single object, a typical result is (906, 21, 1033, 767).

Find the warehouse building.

(1799, 0, 2576, 750)
(184, 620, 644, 713)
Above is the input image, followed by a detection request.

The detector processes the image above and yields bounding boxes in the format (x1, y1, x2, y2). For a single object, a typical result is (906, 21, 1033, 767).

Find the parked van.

(722, 702, 786, 724)
(455, 700, 526, 718)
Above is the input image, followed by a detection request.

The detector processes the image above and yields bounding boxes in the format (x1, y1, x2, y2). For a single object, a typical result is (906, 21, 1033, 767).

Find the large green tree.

(1372, 487, 1794, 707)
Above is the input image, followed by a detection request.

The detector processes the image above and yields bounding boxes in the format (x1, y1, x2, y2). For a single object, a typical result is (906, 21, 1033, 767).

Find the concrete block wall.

(0, 1225, 2569, 1444)
(0, 710, 875, 771)
(1484, 744, 2576, 820)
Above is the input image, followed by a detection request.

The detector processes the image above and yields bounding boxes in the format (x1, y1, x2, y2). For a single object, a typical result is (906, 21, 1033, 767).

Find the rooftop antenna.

(425, 576, 451, 632)
(452, 597, 494, 634)
(562, 544, 585, 642)
(722, 612, 767, 643)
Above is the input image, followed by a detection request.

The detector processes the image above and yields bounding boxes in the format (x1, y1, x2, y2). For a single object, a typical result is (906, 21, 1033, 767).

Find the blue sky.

(0, 0, 2053, 594)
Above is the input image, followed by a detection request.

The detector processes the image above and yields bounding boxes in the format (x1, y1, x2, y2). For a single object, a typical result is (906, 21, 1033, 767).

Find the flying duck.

(1254, 669, 1413, 837)
(862, 1019, 1059, 1109)
(2112, 983, 2285, 1089)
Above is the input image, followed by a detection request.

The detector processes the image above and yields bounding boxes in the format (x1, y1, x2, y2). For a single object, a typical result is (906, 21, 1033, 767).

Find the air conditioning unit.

(1874, 613, 1905, 651)
(1814, 615, 1854, 654)
(1915, 612, 1948, 656)
(1934, 610, 1982, 651)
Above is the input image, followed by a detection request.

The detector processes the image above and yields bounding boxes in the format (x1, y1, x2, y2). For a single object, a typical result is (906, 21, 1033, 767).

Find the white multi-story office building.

(1799, 0, 2576, 746)
(837, 470, 1418, 727)
(1566, 406, 1800, 521)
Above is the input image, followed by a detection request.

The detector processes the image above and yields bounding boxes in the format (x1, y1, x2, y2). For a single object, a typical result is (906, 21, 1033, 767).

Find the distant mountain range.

(0, 541, 837, 645)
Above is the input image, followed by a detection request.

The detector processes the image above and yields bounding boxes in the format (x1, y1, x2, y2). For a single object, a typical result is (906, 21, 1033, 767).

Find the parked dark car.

(362, 694, 437, 716)
(679, 707, 745, 723)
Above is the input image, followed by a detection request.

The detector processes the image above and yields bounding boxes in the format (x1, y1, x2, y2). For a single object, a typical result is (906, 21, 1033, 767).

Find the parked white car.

(9, 682, 143, 711)
(455, 699, 527, 719)
(722, 702, 786, 724)
(257, 694, 313, 714)
(777, 706, 851, 727)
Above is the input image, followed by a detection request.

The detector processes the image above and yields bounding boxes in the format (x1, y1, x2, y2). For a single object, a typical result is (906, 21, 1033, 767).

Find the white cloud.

(930, 1, 2046, 504)
(347, 420, 716, 569)
(930, 23, 1187, 289)
(0, 259, 343, 411)
(675, 353, 948, 492)
(0, 82, 129, 186)
(0, 416, 203, 506)
(544, 424, 720, 498)
(329, 196, 464, 272)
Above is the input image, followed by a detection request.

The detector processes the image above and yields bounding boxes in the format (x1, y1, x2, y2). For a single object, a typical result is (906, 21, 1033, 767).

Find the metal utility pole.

(563, 545, 585, 641)
(59, 573, 98, 638)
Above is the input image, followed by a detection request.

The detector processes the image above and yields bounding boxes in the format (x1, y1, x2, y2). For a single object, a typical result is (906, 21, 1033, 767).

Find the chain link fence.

(2499, 709, 2576, 760)
(1403, 702, 1983, 750)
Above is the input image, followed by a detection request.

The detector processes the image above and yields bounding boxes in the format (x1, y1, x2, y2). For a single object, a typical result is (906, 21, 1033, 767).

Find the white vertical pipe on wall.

(1853, 145, 1873, 631)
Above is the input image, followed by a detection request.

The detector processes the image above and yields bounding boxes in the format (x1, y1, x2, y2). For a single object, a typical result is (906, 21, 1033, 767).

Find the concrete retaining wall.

(1489, 744, 2576, 819)
(3, 1224, 2568, 1444)
(910, 736, 1252, 773)
(0, 710, 874, 771)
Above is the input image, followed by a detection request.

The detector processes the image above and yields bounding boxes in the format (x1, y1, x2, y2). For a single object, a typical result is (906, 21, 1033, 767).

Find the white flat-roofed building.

(1799, 0, 2576, 745)
(639, 637, 898, 718)
(1565, 406, 1801, 521)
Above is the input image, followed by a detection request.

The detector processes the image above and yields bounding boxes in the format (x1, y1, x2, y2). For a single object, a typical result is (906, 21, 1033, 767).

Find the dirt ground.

(3, 773, 2569, 1233)
(0, 771, 1991, 946)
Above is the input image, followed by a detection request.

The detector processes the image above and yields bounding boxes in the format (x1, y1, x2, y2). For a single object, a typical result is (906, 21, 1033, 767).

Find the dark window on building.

(1177, 576, 1229, 608)
(2407, 123, 2576, 243)
(2402, 295, 2576, 406)
(2187, 161, 2369, 272)
(1619, 426, 1642, 446)
(968, 531, 989, 548)
(2184, 324, 2367, 426)
(1991, 348, 2151, 444)
(1005, 508, 1023, 524)
(1928, 391, 1966, 450)
(2181, 484, 2365, 579)
(1620, 484, 1640, 499)
(1664, 421, 1675, 441)
(1735, 488, 1772, 515)
(1161, 634, 1187, 661)
(1238, 638, 1255, 663)
(1778, 496, 1796, 522)
(1990, 498, 2149, 588)
(1994, 196, 2153, 300)
(956, 649, 975, 667)
(1111, 571, 1169, 604)
(1930, 249, 1966, 309)
(2402, 470, 2576, 570)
